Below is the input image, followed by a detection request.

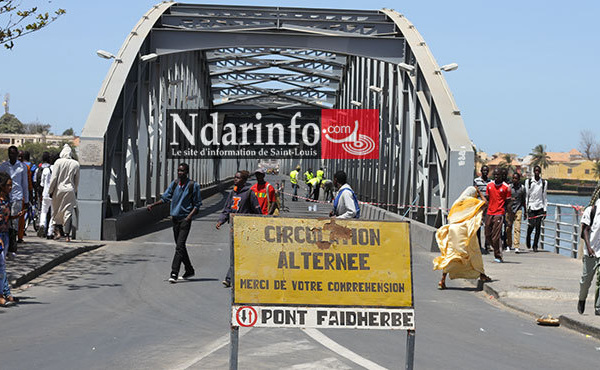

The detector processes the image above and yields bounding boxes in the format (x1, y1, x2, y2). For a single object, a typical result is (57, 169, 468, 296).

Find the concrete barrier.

(361, 203, 438, 252)
(103, 178, 234, 240)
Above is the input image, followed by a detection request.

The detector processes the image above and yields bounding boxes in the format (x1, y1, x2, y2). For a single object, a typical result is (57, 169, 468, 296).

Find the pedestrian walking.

(289, 165, 300, 201)
(0, 146, 29, 256)
(0, 171, 25, 307)
(485, 168, 511, 263)
(577, 186, 600, 316)
(36, 152, 53, 238)
(147, 163, 202, 283)
(506, 172, 526, 253)
(48, 144, 80, 242)
(216, 170, 261, 287)
(250, 168, 277, 215)
(434, 186, 492, 289)
(525, 165, 547, 252)
(474, 165, 492, 253)
(330, 170, 360, 219)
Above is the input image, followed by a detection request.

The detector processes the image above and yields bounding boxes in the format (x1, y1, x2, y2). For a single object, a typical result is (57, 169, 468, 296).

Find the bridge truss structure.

(79, 2, 473, 239)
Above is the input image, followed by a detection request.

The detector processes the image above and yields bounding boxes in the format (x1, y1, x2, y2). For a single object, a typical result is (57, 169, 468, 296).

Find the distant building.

(484, 153, 522, 175)
(0, 133, 77, 149)
(525, 149, 597, 181)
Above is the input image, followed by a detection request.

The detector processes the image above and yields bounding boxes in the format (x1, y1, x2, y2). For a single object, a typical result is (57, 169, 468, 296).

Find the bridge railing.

(519, 202, 582, 258)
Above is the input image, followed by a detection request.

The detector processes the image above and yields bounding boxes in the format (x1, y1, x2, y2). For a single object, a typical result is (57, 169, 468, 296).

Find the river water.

(519, 193, 592, 256)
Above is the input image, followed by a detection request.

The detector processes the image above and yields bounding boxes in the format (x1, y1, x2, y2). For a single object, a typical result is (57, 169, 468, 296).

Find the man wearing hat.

(251, 168, 277, 215)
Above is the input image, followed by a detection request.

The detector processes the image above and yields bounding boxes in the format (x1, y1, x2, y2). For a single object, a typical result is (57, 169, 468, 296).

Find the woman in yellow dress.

(434, 186, 492, 289)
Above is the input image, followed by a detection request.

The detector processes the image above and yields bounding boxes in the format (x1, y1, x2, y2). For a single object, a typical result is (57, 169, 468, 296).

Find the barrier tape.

(282, 191, 587, 219)
(282, 191, 450, 212)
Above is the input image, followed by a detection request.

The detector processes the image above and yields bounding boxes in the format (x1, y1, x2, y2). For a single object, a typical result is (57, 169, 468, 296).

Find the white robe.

(48, 157, 80, 228)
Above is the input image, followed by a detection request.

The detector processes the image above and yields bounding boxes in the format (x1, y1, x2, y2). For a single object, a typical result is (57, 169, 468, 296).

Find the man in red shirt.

(485, 168, 512, 262)
(251, 168, 277, 215)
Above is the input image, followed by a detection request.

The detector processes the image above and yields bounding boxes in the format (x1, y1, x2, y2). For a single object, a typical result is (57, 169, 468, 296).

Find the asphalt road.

(1, 190, 600, 369)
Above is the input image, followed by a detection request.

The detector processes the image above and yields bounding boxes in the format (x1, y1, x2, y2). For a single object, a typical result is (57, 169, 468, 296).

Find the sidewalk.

(5, 176, 600, 341)
(275, 173, 600, 339)
(5, 234, 104, 289)
(473, 247, 600, 339)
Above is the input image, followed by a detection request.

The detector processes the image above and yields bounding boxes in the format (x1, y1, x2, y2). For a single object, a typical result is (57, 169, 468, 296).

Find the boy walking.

(147, 163, 202, 283)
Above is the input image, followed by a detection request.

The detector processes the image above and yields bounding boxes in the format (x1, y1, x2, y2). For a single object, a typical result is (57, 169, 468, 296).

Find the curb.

(559, 315, 600, 340)
(471, 280, 600, 340)
(10, 244, 105, 289)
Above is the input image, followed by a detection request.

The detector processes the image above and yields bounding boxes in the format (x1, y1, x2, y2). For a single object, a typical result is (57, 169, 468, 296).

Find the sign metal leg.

(405, 329, 415, 370)
(229, 325, 239, 370)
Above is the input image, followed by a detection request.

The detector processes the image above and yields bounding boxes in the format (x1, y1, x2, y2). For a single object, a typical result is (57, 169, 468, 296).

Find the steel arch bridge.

(78, 2, 473, 240)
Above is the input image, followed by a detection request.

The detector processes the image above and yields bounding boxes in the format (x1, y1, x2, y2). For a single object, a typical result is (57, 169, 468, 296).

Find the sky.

(1, 0, 599, 157)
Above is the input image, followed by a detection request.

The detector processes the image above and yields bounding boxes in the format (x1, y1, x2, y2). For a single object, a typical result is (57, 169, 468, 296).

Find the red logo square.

(321, 109, 379, 159)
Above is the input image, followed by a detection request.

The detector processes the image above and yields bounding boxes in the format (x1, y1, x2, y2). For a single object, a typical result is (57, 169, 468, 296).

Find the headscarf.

(454, 186, 478, 206)
(59, 144, 72, 159)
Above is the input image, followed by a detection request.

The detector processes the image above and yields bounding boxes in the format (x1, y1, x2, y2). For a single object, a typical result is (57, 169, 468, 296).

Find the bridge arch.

(79, 3, 473, 239)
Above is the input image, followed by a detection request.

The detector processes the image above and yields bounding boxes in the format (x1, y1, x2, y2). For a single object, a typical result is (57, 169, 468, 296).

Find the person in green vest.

(289, 165, 300, 201)
(304, 169, 314, 199)
(316, 167, 324, 180)
(307, 176, 321, 201)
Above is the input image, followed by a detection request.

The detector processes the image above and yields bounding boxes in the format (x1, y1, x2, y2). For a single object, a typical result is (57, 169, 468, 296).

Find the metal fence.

(519, 202, 582, 258)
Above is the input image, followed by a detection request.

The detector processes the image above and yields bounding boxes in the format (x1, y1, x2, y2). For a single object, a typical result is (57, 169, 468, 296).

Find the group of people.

(288, 166, 334, 203)
(151, 165, 360, 289)
(474, 164, 548, 261)
(0, 144, 80, 308)
(434, 164, 549, 288)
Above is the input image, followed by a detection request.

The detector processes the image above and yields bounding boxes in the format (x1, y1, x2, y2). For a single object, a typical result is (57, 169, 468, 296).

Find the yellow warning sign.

(232, 216, 412, 308)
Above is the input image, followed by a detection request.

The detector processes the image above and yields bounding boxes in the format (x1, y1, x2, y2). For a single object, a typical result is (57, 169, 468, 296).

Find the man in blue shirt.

(147, 163, 202, 283)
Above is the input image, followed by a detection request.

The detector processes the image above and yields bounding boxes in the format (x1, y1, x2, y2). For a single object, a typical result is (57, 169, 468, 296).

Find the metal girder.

(79, 3, 473, 241)
(150, 30, 405, 65)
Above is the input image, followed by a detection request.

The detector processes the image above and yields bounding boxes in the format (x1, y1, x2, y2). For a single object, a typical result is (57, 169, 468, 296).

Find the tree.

(592, 161, 600, 180)
(0, 112, 25, 133)
(499, 153, 516, 174)
(530, 144, 551, 169)
(62, 127, 74, 136)
(1, 1, 66, 49)
(579, 129, 600, 161)
(24, 121, 51, 134)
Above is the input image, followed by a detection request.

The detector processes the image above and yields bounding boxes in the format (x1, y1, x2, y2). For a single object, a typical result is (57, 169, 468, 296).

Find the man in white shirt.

(330, 170, 359, 219)
(577, 196, 600, 315)
(0, 146, 29, 255)
(525, 165, 547, 252)
(37, 152, 54, 238)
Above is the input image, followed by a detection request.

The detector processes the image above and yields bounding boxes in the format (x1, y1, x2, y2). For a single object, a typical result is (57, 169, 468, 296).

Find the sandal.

(0, 296, 16, 307)
(480, 275, 492, 283)
(438, 280, 447, 290)
(6, 295, 19, 303)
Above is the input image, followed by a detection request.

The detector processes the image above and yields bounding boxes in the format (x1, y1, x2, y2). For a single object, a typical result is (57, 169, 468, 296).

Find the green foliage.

(529, 144, 551, 169)
(592, 160, 600, 180)
(0, 1, 66, 49)
(498, 153, 516, 175)
(0, 112, 25, 133)
(24, 122, 51, 134)
(62, 127, 74, 136)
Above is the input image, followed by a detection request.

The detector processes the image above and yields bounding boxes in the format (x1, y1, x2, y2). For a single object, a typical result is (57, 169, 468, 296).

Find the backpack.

(168, 179, 197, 205)
(333, 188, 361, 218)
(581, 205, 597, 238)
(526, 178, 546, 210)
